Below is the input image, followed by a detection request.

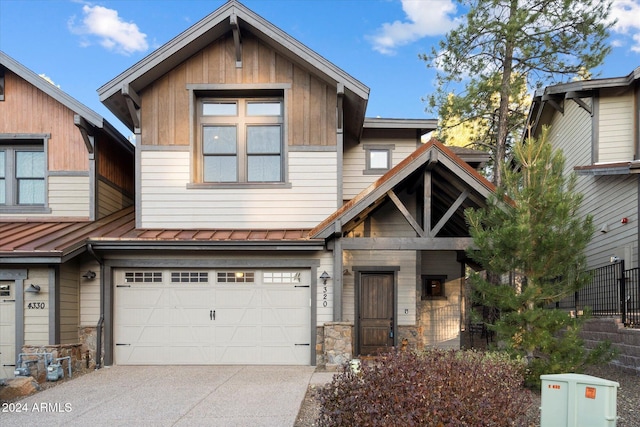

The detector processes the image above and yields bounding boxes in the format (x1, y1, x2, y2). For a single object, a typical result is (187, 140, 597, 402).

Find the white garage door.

(114, 269, 311, 365)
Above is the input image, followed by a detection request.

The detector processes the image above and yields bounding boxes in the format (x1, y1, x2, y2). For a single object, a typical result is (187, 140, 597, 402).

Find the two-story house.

(1, 0, 496, 374)
(0, 51, 134, 379)
(526, 67, 640, 270)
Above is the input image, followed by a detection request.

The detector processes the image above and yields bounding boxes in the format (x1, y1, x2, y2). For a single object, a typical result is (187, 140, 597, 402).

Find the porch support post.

(333, 220, 343, 321)
(424, 170, 432, 236)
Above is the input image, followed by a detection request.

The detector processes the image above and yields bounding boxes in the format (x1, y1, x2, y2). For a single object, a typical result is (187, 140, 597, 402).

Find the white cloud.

(609, 0, 640, 53)
(69, 4, 148, 55)
(39, 74, 60, 88)
(369, 0, 459, 55)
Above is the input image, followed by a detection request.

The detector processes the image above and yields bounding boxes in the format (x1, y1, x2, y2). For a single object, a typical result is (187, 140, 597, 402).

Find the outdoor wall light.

(320, 271, 331, 284)
(25, 284, 41, 294)
(82, 270, 96, 280)
(343, 269, 352, 276)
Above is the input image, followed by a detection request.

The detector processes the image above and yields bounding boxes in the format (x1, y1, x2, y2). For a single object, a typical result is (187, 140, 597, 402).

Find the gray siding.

(342, 138, 418, 200)
(97, 179, 133, 218)
(598, 91, 634, 163)
(546, 95, 639, 269)
(139, 150, 338, 228)
(420, 251, 463, 349)
(59, 264, 79, 344)
(343, 250, 417, 326)
(79, 260, 101, 326)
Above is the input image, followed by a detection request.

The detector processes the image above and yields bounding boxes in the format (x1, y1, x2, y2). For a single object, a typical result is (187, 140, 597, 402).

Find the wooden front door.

(358, 272, 394, 355)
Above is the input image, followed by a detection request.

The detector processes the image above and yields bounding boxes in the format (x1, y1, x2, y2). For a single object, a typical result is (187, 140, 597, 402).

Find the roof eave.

(98, 1, 369, 131)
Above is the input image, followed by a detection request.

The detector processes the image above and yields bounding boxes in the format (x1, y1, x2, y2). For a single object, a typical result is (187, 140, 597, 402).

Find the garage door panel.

(262, 307, 309, 325)
(216, 288, 259, 307)
(115, 269, 311, 365)
(263, 288, 309, 306)
(216, 325, 259, 342)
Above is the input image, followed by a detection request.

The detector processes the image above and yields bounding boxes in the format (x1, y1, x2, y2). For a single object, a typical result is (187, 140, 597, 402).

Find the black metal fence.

(555, 261, 640, 328)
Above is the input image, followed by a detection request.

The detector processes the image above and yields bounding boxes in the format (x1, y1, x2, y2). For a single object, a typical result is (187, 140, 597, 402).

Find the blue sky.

(1, 0, 639, 139)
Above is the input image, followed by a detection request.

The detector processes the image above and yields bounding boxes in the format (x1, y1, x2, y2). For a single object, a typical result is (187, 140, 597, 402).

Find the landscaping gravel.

(295, 363, 639, 426)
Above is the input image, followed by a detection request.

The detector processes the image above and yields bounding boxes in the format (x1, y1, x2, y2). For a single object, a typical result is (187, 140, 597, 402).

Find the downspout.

(87, 243, 104, 369)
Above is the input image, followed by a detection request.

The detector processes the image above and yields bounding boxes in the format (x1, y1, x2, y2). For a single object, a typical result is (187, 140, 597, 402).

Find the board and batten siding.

(598, 91, 635, 163)
(0, 71, 89, 172)
(139, 150, 337, 228)
(342, 139, 419, 200)
(23, 268, 49, 345)
(59, 263, 79, 344)
(342, 250, 417, 326)
(139, 32, 336, 148)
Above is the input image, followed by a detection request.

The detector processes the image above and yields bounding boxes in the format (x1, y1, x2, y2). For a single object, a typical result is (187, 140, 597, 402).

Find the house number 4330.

(27, 302, 45, 309)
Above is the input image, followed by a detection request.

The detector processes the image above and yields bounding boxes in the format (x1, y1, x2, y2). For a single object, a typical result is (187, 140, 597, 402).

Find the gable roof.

(527, 66, 640, 137)
(310, 139, 496, 239)
(98, 0, 369, 135)
(0, 50, 130, 148)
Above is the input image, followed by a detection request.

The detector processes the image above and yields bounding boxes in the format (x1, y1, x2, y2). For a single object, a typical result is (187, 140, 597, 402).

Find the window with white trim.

(363, 144, 393, 175)
(197, 97, 283, 184)
(0, 139, 46, 208)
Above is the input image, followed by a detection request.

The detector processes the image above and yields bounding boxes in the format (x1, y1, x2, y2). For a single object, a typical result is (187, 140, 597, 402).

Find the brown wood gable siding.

(0, 71, 88, 172)
(96, 133, 134, 194)
(140, 32, 336, 147)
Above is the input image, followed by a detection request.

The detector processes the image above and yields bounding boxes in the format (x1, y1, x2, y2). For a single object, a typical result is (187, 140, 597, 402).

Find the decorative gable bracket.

(542, 94, 564, 115)
(122, 84, 141, 133)
(565, 91, 593, 116)
(74, 114, 95, 158)
(231, 12, 243, 68)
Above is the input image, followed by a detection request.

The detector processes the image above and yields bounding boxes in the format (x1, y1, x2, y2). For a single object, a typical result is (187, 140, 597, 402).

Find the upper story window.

(197, 98, 283, 184)
(363, 144, 394, 175)
(0, 138, 47, 210)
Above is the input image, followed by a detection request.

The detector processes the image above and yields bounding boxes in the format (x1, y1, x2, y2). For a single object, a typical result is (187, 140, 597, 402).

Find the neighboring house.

(526, 66, 640, 270)
(0, 0, 495, 374)
(0, 51, 134, 379)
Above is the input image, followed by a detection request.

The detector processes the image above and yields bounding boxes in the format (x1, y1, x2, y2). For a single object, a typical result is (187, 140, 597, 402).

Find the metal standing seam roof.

(0, 206, 317, 258)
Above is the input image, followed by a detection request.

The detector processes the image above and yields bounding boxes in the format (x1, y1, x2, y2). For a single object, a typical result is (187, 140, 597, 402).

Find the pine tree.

(465, 128, 613, 386)
(423, 0, 613, 186)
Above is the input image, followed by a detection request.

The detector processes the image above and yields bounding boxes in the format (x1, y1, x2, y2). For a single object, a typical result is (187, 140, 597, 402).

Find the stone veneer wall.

(79, 326, 100, 369)
(318, 322, 353, 368)
(20, 344, 91, 383)
(581, 317, 640, 374)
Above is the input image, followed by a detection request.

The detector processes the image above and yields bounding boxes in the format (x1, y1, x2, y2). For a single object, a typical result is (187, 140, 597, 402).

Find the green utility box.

(540, 373, 619, 427)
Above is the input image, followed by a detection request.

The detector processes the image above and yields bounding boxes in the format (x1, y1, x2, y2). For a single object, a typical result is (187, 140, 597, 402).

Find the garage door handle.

(210, 310, 215, 320)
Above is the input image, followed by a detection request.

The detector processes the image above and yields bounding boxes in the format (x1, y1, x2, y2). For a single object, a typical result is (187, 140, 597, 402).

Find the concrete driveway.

(0, 365, 332, 426)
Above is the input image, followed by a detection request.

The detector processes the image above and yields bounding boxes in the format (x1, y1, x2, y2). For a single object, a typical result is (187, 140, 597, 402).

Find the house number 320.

(27, 302, 45, 309)
(323, 286, 328, 307)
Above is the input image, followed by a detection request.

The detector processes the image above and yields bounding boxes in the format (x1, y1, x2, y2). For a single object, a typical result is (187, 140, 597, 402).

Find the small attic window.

(364, 144, 394, 175)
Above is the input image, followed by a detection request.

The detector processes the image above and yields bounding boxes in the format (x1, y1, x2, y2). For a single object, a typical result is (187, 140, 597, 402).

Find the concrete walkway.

(0, 365, 335, 426)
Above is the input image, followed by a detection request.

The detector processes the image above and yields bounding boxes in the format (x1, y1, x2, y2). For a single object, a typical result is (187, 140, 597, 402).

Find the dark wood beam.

(431, 189, 469, 236)
(74, 114, 95, 155)
(122, 84, 141, 131)
(387, 190, 425, 237)
(342, 237, 474, 250)
(565, 91, 593, 116)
